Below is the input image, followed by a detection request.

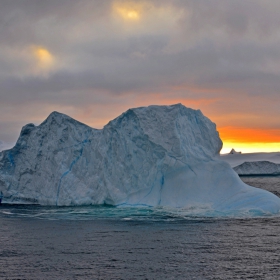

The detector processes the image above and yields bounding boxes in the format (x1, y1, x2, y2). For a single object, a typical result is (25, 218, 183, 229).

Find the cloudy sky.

(1, 0, 280, 153)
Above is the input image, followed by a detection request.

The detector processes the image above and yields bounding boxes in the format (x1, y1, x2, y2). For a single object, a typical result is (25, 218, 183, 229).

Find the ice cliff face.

(1, 104, 280, 214)
(234, 161, 280, 176)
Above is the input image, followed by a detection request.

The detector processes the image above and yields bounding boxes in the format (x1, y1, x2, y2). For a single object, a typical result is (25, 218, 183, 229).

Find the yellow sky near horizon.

(219, 127, 280, 154)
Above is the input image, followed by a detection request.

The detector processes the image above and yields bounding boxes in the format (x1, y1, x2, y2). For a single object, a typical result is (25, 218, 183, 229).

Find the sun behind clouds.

(33, 46, 54, 69)
(113, 1, 145, 21)
(26, 45, 56, 77)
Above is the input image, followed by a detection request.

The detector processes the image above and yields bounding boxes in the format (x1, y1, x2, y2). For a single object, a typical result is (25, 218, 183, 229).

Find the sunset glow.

(219, 127, 280, 154)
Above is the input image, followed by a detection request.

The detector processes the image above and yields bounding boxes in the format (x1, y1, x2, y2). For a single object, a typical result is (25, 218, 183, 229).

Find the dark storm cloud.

(0, 0, 280, 149)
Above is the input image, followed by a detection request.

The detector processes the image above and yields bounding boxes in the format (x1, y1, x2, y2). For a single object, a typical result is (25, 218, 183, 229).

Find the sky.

(0, 0, 280, 154)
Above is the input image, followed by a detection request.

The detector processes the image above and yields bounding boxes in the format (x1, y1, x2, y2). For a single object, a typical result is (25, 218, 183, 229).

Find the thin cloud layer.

(0, 0, 280, 152)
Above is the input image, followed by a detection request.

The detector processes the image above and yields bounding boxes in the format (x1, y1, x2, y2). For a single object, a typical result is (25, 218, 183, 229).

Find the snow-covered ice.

(1, 104, 280, 214)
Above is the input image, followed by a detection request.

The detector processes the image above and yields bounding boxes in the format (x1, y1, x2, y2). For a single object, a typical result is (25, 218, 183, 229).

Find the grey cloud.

(178, 0, 280, 38)
(1, 34, 280, 102)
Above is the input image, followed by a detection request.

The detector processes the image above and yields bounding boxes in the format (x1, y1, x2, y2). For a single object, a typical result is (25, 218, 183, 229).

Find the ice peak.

(43, 111, 73, 123)
(41, 111, 91, 130)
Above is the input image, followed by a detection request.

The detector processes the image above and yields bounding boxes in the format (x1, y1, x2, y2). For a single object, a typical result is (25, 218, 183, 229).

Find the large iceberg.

(0, 104, 280, 213)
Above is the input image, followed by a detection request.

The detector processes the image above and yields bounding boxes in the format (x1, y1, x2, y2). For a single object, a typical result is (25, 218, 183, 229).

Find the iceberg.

(221, 151, 280, 176)
(229, 148, 242, 154)
(221, 151, 280, 168)
(0, 104, 280, 214)
(233, 161, 280, 176)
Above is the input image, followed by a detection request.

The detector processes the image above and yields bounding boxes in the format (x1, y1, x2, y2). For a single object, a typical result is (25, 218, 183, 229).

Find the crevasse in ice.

(0, 104, 280, 213)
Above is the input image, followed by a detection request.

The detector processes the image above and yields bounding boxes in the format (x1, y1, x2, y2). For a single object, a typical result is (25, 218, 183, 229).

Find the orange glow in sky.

(219, 127, 280, 154)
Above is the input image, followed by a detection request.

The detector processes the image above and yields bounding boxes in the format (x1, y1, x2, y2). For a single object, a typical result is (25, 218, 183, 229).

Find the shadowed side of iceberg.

(121, 159, 280, 214)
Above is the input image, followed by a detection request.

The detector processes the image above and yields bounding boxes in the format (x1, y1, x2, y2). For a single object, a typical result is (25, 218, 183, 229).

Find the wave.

(0, 204, 278, 221)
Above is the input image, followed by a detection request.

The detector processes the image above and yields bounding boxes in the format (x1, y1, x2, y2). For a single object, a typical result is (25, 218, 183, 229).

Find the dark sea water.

(1, 177, 280, 280)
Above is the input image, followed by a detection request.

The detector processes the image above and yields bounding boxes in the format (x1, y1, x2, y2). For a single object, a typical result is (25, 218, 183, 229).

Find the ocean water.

(1, 177, 280, 279)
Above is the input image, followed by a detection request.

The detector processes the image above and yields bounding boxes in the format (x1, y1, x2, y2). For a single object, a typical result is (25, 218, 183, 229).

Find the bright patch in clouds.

(33, 46, 54, 69)
(113, 1, 145, 20)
